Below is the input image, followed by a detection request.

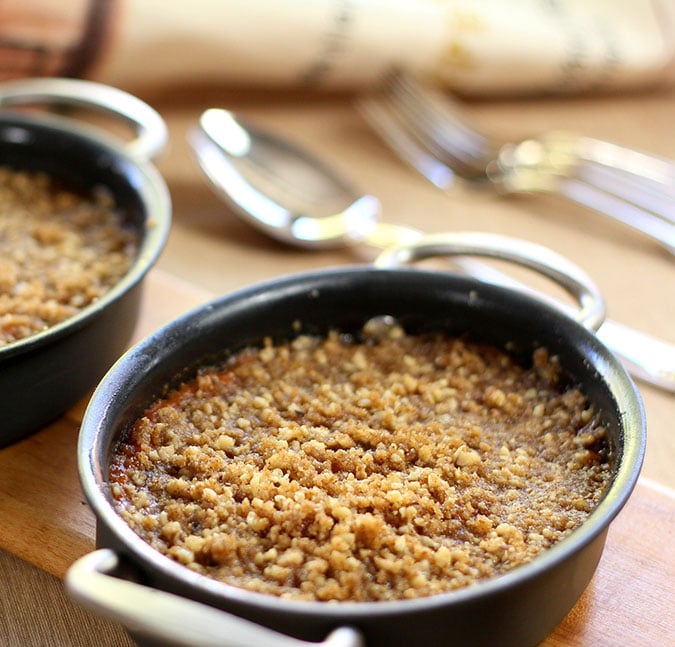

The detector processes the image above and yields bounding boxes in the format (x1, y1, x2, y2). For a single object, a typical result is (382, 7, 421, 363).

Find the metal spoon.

(189, 108, 675, 393)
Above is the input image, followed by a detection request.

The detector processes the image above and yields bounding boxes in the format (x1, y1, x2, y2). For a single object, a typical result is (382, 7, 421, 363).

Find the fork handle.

(503, 131, 675, 220)
(574, 135, 675, 209)
(574, 161, 675, 225)
(557, 176, 675, 254)
(492, 134, 675, 254)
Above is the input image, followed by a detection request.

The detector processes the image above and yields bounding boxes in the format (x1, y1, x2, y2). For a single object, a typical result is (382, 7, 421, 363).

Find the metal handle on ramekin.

(374, 231, 607, 332)
(66, 549, 363, 647)
(0, 77, 167, 161)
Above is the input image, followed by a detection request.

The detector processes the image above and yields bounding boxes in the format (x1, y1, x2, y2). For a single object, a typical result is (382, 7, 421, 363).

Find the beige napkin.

(1, 0, 674, 96)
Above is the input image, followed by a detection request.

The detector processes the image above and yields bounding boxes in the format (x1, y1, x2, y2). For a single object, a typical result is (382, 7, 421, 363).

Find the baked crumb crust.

(0, 166, 137, 346)
(110, 328, 610, 602)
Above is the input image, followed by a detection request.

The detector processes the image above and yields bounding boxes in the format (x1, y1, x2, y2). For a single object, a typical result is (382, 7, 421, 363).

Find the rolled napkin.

(1, 0, 674, 96)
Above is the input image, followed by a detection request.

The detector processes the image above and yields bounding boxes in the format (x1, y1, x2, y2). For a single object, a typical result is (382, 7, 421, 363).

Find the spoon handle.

(454, 256, 675, 393)
(364, 223, 675, 393)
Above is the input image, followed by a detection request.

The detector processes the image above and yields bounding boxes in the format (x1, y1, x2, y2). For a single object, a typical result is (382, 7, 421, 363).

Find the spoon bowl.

(190, 108, 382, 249)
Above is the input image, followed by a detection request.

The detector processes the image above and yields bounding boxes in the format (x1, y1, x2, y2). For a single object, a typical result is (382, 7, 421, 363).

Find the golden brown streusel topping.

(0, 166, 138, 346)
(110, 328, 610, 602)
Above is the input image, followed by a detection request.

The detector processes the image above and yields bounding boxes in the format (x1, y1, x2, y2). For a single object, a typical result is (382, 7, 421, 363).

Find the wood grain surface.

(0, 269, 673, 646)
(1, 84, 674, 646)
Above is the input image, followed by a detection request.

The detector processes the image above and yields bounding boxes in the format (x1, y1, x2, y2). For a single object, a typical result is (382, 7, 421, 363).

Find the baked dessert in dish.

(110, 323, 610, 602)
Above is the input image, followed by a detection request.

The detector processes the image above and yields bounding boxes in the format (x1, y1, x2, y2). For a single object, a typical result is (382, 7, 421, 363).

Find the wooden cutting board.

(0, 269, 673, 646)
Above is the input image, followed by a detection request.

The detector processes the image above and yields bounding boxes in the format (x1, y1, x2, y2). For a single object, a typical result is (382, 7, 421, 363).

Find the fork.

(357, 71, 675, 254)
